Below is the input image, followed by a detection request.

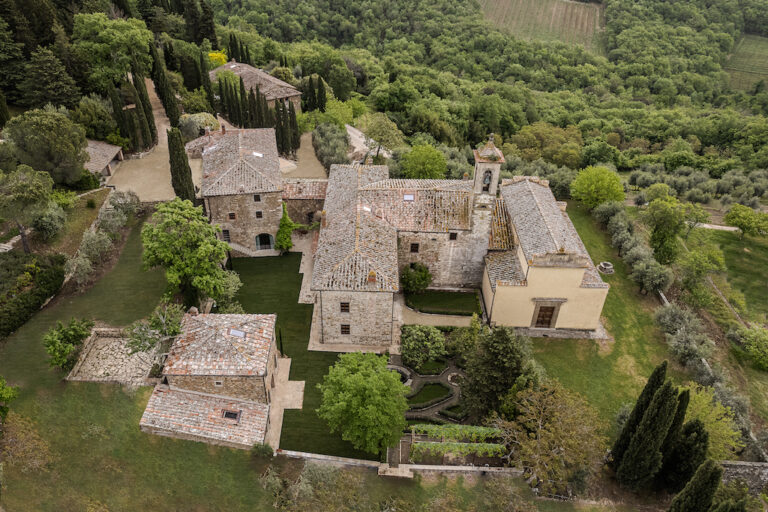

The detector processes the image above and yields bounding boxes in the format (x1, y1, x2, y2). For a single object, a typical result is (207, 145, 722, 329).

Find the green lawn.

(708, 230, 768, 323)
(532, 202, 677, 436)
(232, 256, 374, 460)
(405, 290, 481, 316)
(408, 383, 452, 405)
(417, 358, 448, 375)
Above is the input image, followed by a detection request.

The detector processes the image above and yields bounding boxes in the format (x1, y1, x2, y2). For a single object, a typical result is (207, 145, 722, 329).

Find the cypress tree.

(668, 459, 723, 512)
(0, 90, 10, 130)
(127, 81, 152, 151)
(218, 79, 226, 114)
(125, 109, 141, 152)
(149, 43, 163, 83)
(254, 86, 264, 127)
(611, 361, 668, 468)
(108, 86, 127, 138)
(288, 101, 300, 154)
(617, 382, 679, 489)
(238, 76, 248, 127)
(132, 66, 157, 145)
(659, 389, 690, 464)
(167, 127, 196, 202)
(274, 102, 284, 155)
(158, 68, 180, 127)
(244, 46, 252, 65)
(306, 75, 316, 111)
(248, 90, 258, 129)
(200, 52, 215, 113)
(660, 420, 709, 492)
(199, 0, 218, 49)
(165, 41, 177, 71)
(228, 34, 239, 62)
(184, 0, 202, 44)
(239, 42, 246, 64)
(317, 77, 327, 112)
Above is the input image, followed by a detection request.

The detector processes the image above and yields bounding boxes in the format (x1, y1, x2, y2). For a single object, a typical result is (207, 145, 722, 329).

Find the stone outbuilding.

(140, 312, 280, 449)
(85, 139, 124, 177)
(210, 60, 302, 113)
(197, 128, 284, 256)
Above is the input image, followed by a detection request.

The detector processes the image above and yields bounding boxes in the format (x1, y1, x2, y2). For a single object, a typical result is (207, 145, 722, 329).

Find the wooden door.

(535, 306, 556, 328)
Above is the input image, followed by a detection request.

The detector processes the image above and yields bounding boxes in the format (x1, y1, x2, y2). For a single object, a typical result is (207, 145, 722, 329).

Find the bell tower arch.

(473, 134, 505, 196)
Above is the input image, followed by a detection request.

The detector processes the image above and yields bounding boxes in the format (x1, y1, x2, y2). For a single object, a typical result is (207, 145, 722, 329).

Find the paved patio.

(265, 357, 304, 449)
(67, 327, 155, 387)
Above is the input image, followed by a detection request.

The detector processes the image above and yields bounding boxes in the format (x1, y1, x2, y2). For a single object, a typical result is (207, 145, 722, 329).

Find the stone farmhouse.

(140, 312, 281, 449)
(210, 60, 302, 113)
(188, 128, 608, 351)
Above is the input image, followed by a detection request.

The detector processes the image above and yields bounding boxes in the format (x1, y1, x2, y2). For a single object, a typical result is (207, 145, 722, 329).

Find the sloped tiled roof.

(164, 313, 276, 376)
(85, 139, 122, 173)
(140, 385, 268, 447)
(311, 164, 399, 292)
(210, 61, 301, 101)
(488, 198, 513, 250)
(200, 129, 282, 196)
(282, 179, 328, 200)
(358, 179, 473, 232)
(485, 251, 526, 291)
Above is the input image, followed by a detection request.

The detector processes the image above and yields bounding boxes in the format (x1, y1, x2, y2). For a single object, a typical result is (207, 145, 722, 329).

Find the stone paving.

(68, 328, 156, 387)
(264, 357, 305, 450)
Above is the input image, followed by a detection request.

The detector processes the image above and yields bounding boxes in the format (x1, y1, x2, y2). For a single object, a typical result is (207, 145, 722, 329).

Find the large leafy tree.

(643, 196, 687, 264)
(358, 112, 404, 157)
(401, 144, 446, 179)
(616, 382, 679, 489)
(668, 459, 723, 512)
(491, 383, 605, 495)
(167, 127, 195, 201)
(569, 165, 625, 209)
(610, 361, 667, 468)
(684, 385, 744, 460)
(462, 327, 533, 420)
(71, 13, 153, 90)
(317, 353, 408, 455)
(3, 108, 87, 185)
(43, 318, 94, 372)
(400, 325, 446, 371)
(19, 47, 80, 109)
(725, 204, 767, 239)
(141, 198, 239, 306)
(0, 164, 53, 253)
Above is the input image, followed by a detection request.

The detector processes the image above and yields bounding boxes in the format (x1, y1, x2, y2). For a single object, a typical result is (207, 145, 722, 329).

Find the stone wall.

(397, 200, 492, 288)
(206, 191, 282, 252)
(285, 199, 323, 225)
(167, 375, 268, 403)
(318, 290, 394, 346)
(721, 461, 768, 495)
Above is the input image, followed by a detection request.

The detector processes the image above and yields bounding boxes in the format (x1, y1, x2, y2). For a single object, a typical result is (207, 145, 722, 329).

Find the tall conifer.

(660, 420, 709, 492)
(168, 127, 195, 202)
(199, 0, 218, 49)
(127, 81, 152, 151)
(200, 52, 215, 112)
(617, 382, 679, 489)
(132, 65, 157, 144)
(306, 75, 316, 111)
(668, 459, 722, 512)
(0, 90, 10, 130)
(317, 77, 327, 112)
(288, 101, 299, 154)
(611, 361, 668, 468)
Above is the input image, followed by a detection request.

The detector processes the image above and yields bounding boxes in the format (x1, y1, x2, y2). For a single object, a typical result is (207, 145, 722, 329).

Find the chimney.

(462, 172, 469, 180)
(188, 306, 199, 316)
(367, 270, 376, 284)
(320, 210, 327, 228)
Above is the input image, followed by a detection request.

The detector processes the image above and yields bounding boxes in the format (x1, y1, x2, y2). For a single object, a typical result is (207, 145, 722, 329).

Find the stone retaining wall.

(721, 461, 768, 495)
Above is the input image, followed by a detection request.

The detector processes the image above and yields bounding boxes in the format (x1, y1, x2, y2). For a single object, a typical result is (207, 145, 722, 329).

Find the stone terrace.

(68, 328, 155, 387)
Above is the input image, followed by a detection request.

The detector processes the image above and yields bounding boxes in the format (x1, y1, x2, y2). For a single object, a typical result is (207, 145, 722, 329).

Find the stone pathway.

(264, 357, 305, 450)
(68, 328, 156, 387)
(390, 355, 465, 424)
(698, 222, 739, 232)
(107, 78, 203, 202)
(396, 294, 473, 327)
(284, 132, 326, 179)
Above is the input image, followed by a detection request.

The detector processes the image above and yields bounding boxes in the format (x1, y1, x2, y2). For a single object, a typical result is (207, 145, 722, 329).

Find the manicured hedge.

(0, 254, 65, 339)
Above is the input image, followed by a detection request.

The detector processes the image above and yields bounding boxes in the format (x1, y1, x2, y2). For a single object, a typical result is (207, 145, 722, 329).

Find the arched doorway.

(482, 170, 493, 192)
(255, 233, 274, 250)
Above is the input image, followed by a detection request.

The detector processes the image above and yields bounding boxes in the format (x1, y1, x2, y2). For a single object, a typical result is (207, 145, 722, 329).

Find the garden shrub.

(400, 262, 432, 294)
(79, 230, 113, 263)
(50, 190, 77, 210)
(43, 317, 94, 371)
(312, 123, 349, 170)
(32, 203, 66, 241)
(739, 326, 768, 371)
(65, 254, 93, 288)
(400, 325, 446, 371)
(72, 170, 101, 192)
(97, 208, 127, 235)
(178, 112, 219, 141)
(109, 190, 140, 217)
(0, 254, 65, 339)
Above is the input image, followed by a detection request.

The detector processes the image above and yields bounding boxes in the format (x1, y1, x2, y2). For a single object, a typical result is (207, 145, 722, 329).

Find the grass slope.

(533, 203, 677, 436)
(726, 35, 768, 91)
(709, 230, 768, 322)
(232, 256, 374, 460)
(478, 0, 603, 53)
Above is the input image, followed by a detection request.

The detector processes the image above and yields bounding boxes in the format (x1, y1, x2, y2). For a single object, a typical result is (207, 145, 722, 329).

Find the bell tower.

(472, 134, 505, 196)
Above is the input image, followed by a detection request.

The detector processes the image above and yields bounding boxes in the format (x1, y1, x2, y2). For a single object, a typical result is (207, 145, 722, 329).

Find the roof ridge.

(525, 179, 560, 252)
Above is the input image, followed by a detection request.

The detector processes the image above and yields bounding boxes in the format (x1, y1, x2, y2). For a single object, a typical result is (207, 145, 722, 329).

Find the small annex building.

(85, 139, 124, 177)
(140, 312, 280, 449)
(210, 60, 302, 113)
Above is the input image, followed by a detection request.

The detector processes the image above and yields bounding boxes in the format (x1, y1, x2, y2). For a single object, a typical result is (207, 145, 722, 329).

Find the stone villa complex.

(187, 129, 609, 352)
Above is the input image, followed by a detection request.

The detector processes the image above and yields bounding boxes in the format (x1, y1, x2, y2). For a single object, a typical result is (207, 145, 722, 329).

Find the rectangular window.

(403, 194, 414, 201)
(256, 211, 263, 219)
(253, 194, 261, 202)
(214, 380, 223, 387)
(410, 243, 419, 253)
(228, 212, 236, 220)
(340, 302, 350, 313)
(222, 410, 241, 421)
(222, 230, 231, 242)
(340, 324, 350, 335)
(449, 232, 458, 241)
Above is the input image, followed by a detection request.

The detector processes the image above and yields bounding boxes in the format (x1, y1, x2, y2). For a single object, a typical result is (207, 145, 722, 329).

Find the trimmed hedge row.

(0, 254, 65, 339)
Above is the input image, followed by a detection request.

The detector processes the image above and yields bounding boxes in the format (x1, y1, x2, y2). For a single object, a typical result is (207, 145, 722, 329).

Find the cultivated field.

(726, 35, 768, 91)
(478, 0, 603, 53)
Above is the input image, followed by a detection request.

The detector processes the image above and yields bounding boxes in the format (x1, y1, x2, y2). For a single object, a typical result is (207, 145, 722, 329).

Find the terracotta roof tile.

(210, 62, 301, 102)
(282, 179, 328, 200)
(85, 140, 122, 174)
